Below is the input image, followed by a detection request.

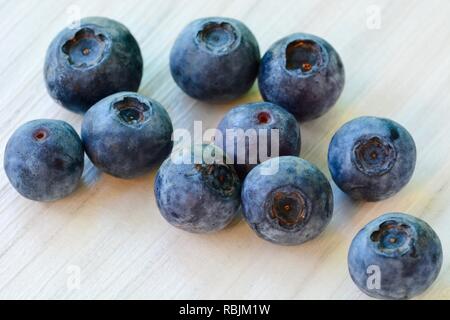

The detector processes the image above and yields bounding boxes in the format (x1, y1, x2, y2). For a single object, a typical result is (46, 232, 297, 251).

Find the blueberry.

(328, 116, 416, 201)
(4, 119, 84, 201)
(170, 17, 260, 102)
(44, 17, 143, 113)
(258, 33, 345, 121)
(216, 102, 301, 178)
(81, 92, 173, 179)
(241, 156, 333, 245)
(155, 144, 241, 234)
(348, 213, 442, 300)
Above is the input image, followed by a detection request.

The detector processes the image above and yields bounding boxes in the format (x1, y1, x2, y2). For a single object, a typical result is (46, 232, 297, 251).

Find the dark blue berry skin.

(328, 116, 416, 202)
(241, 156, 333, 245)
(170, 17, 260, 102)
(348, 213, 443, 300)
(258, 33, 345, 121)
(4, 119, 84, 201)
(155, 144, 241, 234)
(216, 102, 301, 178)
(81, 92, 173, 179)
(44, 17, 143, 113)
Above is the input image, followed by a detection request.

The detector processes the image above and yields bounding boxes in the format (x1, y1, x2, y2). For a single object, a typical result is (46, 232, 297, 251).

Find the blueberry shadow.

(80, 156, 102, 187)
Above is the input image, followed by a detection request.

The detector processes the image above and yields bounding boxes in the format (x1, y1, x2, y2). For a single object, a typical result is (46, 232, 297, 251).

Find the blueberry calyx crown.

(112, 96, 152, 126)
(285, 39, 324, 74)
(370, 219, 417, 258)
(352, 135, 397, 176)
(196, 21, 239, 54)
(195, 164, 238, 197)
(62, 27, 110, 68)
(266, 187, 309, 228)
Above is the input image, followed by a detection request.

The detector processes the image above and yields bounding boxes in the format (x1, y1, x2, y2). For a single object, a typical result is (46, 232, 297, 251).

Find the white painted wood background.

(0, 0, 449, 299)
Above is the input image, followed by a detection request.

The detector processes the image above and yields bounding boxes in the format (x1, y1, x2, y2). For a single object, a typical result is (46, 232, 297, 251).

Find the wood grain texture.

(0, 0, 449, 299)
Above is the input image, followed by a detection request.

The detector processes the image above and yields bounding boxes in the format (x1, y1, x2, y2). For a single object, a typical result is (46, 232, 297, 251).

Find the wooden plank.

(0, 0, 449, 299)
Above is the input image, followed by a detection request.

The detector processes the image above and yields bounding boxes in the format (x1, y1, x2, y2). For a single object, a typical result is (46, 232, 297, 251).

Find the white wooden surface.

(0, 0, 449, 299)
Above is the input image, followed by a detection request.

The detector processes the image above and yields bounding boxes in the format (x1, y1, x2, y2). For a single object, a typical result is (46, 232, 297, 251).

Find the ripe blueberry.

(4, 119, 84, 201)
(44, 17, 143, 113)
(82, 92, 173, 179)
(259, 33, 345, 121)
(348, 213, 442, 300)
(170, 17, 260, 102)
(216, 102, 301, 178)
(155, 144, 241, 234)
(241, 156, 333, 245)
(328, 116, 416, 201)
